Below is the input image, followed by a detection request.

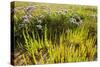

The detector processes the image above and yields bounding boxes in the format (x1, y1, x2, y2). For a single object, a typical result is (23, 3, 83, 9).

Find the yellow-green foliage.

(13, 2, 97, 65)
(21, 25, 96, 64)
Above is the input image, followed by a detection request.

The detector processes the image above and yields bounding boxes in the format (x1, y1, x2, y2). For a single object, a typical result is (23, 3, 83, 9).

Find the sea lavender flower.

(76, 16, 83, 25)
(62, 11, 66, 15)
(47, 8, 51, 15)
(62, 9, 68, 15)
(36, 25, 42, 30)
(56, 11, 62, 15)
(70, 13, 83, 26)
(25, 6, 36, 13)
(11, 7, 21, 13)
(27, 14, 33, 18)
(79, 19, 83, 24)
(22, 15, 29, 23)
(64, 9, 68, 13)
(37, 20, 42, 24)
(70, 17, 80, 26)
(48, 11, 51, 15)
(19, 23, 27, 29)
(70, 18, 76, 23)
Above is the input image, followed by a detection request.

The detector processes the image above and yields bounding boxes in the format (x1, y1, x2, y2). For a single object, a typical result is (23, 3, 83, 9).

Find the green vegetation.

(12, 2, 97, 65)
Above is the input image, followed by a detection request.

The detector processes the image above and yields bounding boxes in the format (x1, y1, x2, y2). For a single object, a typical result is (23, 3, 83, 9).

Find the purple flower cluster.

(36, 25, 42, 30)
(36, 18, 43, 30)
(69, 13, 83, 26)
(55, 9, 68, 15)
(25, 6, 36, 13)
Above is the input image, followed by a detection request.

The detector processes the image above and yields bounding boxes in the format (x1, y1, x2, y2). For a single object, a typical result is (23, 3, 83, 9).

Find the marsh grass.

(12, 2, 97, 65)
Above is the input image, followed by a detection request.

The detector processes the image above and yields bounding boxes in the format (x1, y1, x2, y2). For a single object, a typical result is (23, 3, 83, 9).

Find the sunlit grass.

(12, 1, 97, 65)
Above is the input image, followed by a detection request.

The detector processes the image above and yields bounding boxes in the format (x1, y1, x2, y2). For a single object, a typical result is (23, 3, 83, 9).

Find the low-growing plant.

(13, 2, 97, 65)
